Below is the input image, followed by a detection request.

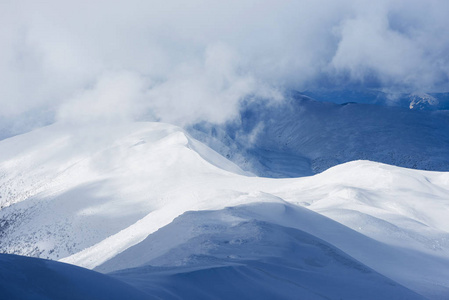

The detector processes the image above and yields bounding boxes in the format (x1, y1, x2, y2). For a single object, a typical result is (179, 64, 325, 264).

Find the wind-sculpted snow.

(1, 122, 449, 298)
(189, 95, 449, 177)
(105, 205, 423, 300)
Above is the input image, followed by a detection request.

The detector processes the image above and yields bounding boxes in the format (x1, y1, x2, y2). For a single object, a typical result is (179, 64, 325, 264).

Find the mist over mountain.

(2, 0, 449, 131)
(1, 1, 449, 299)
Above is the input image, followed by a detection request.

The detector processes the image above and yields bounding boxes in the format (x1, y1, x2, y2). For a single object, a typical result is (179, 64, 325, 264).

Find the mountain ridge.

(1, 122, 449, 298)
(189, 95, 449, 177)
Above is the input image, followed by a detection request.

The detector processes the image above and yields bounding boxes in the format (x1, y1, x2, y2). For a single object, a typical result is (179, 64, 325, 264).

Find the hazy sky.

(1, 0, 448, 128)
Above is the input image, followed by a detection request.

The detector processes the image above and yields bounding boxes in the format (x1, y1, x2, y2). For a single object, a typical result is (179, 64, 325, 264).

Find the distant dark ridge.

(189, 94, 449, 177)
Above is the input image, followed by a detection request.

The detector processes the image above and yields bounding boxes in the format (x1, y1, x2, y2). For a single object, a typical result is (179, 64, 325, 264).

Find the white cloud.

(0, 0, 448, 127)
(57, 72, 148, 124)
(145, 43, 282, 126)
(330, 0, 449, 91)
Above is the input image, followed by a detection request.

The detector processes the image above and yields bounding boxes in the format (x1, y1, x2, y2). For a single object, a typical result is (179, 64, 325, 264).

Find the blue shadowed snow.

(104, 204, 425, 300)
(0, 254, 153, 300)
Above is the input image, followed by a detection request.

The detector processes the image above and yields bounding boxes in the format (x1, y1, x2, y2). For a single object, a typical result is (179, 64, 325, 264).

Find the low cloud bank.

(1, 0, 448, 128)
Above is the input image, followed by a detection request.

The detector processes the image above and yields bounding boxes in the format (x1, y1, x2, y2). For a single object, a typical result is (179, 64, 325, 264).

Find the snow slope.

(0, 122, 249, 261)
(189, 95, 449, 177)
(102, 205, 423, 300)
(0, 253, 152, 300)
(1, 122, 449, 298)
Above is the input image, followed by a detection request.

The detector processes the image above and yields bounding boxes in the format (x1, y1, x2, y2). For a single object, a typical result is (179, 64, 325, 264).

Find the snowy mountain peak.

(408, 93, 439, 110)
(1, 122, 449, 299)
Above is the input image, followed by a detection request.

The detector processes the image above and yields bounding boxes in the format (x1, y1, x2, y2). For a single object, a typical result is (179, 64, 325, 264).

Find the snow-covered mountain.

(189, 95, 449, 177)
(105, 205, 424, 300)
(1, 121, 449, 299)
(0, 122, 248, 261)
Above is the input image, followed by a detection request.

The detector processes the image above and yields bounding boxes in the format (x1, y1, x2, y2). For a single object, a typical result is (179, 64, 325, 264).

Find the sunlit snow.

(1, 122, 448, 299)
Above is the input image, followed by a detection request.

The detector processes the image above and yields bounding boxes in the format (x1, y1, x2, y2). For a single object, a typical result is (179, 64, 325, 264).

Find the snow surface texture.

(1, 122, 449, 299)
(189, 95, 449, 177)
(105, 206, 423, 300)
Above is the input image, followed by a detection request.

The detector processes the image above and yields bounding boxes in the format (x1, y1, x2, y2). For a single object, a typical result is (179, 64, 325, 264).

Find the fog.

(1, 0, 448, 129)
